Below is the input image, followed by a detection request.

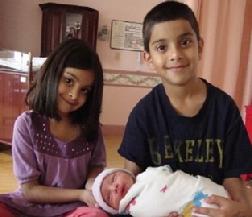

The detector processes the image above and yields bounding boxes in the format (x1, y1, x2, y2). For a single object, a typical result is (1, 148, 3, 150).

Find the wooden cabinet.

(0, 71, 29, 144)
(39, 3, 99, 57)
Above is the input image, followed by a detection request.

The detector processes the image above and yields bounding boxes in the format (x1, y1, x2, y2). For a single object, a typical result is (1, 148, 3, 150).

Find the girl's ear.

(198, 37, 204, 59)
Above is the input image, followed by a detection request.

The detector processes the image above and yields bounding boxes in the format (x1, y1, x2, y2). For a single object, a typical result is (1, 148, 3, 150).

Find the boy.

(118, 1, 252, 216)
(92, 166, 228, 217)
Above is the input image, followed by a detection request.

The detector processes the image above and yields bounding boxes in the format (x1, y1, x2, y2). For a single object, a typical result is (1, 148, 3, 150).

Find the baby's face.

(101, 171, 134, 210)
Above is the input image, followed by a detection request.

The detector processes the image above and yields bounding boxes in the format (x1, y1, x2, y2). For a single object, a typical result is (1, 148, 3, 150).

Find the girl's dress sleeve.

(12, 113, 41, 184)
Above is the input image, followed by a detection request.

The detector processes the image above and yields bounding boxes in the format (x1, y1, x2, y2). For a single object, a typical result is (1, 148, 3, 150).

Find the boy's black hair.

(143, 0, 200, 52)
(26, 38, 103, 142)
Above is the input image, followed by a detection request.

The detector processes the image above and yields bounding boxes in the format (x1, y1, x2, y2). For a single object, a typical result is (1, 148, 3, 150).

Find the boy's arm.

(124, 158, 142, 176)
(223, 178, 247, 202)
(244, 181, 252, 210)
(223, 178, 251, 217)
(193, 178, 252, 217)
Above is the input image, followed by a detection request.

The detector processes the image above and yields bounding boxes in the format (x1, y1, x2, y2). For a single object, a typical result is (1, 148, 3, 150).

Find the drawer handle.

(20, 76, 27, 83)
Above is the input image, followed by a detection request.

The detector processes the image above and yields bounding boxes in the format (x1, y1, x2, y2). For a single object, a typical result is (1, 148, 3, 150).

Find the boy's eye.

(180, 38, 193, 47)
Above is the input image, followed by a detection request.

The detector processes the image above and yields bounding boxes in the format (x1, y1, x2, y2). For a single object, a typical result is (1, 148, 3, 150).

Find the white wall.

(0, 0, 41, 54)
(0, 0, 162, 71)
(102, 86, 151, 125)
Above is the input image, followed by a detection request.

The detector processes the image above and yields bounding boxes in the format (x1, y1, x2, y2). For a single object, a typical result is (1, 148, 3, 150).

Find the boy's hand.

(244, 182, 252, 215)
(192, 195, 243, 217)
(167, 211, 183, 217)
(80, 190, 97, 207)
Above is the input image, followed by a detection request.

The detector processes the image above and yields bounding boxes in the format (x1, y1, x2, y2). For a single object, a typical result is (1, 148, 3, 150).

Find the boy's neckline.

(163, 78, 208, 118)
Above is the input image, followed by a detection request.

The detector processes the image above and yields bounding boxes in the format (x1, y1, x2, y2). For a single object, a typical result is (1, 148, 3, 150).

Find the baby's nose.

(111, 183, 119, 193)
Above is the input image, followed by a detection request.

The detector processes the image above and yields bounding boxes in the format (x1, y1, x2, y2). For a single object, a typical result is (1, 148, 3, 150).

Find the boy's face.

(101, 171, 134, 210)
(144, 20, 203, 86)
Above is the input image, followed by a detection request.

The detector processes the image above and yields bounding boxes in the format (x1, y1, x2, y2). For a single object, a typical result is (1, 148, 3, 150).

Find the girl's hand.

(85, 178, 95, 190)
(192, 195, 243, 217)
(80, 190, 97, 207)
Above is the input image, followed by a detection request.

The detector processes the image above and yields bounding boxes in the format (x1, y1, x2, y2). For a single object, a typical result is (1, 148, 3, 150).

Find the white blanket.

(119, 166, 228, 217)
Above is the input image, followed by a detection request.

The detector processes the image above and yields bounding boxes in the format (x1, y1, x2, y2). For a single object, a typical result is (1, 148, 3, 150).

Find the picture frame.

(110, 20, 144, 51)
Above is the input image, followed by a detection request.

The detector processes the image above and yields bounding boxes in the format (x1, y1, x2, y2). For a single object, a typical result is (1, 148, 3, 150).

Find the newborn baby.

(92, 166, 228, 217)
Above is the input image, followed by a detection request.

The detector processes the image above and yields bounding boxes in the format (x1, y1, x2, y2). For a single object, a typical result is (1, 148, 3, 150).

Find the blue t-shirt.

(119, 80, 252, 184)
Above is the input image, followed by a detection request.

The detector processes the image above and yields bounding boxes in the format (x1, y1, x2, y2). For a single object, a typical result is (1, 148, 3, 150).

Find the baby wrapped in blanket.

(92, 165, 228, 217)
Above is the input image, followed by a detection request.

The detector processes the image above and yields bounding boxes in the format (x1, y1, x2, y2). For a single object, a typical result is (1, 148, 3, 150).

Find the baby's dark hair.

(26, 38, 103, 142)
(143, 0, 200, 52)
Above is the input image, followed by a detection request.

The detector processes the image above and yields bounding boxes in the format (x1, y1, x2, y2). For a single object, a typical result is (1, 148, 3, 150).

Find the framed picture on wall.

(110, 20, 144, 51)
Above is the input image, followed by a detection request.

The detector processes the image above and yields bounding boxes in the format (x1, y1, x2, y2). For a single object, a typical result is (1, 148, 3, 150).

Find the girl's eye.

(180, 38, 192, 47)
(156, 44, 167, 53)
(64, 77, 73, 86)
(81, 88, 91, 95)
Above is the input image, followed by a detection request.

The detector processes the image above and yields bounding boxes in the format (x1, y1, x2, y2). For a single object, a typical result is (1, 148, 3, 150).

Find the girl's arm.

(84, 165, 105, 206)
(21, 166, 104, 206)
(85, 165, 104, 190)
(21, 180, 95, 205)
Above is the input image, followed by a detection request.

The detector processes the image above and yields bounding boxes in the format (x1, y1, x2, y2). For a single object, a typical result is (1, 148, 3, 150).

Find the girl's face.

(57, 67, 94, 117)
(101, 171, 134, 210)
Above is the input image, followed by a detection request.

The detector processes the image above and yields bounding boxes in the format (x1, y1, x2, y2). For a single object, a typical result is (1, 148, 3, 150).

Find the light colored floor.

(0, 135, 123, 193)
(0, 147, 17, 193)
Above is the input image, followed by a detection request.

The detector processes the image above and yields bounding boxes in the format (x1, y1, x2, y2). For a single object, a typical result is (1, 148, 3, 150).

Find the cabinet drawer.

(0, 71, 29, 143)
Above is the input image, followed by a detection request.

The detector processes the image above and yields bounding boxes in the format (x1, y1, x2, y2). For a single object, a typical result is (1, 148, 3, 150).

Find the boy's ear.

(144, 51, 155, 70)
(198, 37, 204, 59)
(143, 51, 151, 63)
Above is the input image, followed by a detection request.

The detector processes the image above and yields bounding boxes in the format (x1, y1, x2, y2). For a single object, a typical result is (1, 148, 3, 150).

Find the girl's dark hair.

(26, 38, 103, 142)
(143, 0, 200, 52)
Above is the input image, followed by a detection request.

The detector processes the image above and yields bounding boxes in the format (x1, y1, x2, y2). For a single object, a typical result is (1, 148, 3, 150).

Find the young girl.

(0, 39, 109, 217)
